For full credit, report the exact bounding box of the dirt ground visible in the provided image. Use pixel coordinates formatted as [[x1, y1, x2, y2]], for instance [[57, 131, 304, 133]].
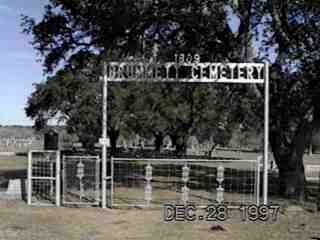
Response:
[[0, 200, 319, 240], [0, 153, 320, 239]]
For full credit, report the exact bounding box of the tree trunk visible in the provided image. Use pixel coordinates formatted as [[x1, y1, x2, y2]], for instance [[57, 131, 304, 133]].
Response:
[[170, 134, 178, 150], [80, 133, 96, 151], [308, 143, 313, 156], [153, 132, 164, 152], [170, 134, 187, 155], [206, 141, 219, 157], [109, 128, 120, 156], [270, 122, 311, 200], [276, 156, 305, 200], [82, 139, 95, 151], [175, 141, 187, 155]]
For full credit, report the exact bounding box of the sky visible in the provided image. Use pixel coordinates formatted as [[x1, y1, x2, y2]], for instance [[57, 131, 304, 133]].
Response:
[[0, 2, 274, 126], [0, 0, 48, 126]]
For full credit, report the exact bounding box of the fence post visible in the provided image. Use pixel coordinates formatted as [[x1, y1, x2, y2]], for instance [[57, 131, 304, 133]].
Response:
[[263, 62, 269, 205], [317, 170, 320, 212], [56, 151, 61, 207], [144, 163, 152, 207], [62, 155, 67, 205], [256, 155, 262, 205], [111, 156, 114, 208], [27, 151, 32, 205], [101, 68, 108, 209], [95, 157, 100, 203]]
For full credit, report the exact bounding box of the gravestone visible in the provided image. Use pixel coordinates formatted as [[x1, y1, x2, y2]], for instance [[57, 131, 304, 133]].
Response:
[[44, 129, 59, 150], [163, 135, 172, 150], [187, 136, 200, 155], [0, 179, 22, 200]]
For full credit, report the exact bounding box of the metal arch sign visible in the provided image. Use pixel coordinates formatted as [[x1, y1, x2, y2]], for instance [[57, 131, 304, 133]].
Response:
[[105, 54, 267, 84], [101, 53, 270, 209]]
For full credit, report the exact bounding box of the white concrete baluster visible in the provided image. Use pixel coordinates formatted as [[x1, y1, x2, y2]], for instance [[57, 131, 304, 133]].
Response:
[[216, 165, 224, 204], [181, 164, 190, 204], [76, 160, 84, 201], [144, 163, 152, 206]]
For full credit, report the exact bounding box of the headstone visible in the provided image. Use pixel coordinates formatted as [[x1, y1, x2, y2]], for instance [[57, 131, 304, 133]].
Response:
[[187, 136, 199, 155], [0, 179, 22, 200], [44, 129, 59, 150], [163, 135, 172, 149]]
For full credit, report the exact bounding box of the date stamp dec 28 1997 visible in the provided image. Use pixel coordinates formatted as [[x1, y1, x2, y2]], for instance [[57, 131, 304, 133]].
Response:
[[162, 204, 280, 222]]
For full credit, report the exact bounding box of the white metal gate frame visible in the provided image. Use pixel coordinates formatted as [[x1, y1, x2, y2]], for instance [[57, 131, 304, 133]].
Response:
[[62, 155, 101, 206], [27, 150, 61, 206], [111, 157, 262, 208], [101, 58, 269, 208], [28, 152, 101, 206]]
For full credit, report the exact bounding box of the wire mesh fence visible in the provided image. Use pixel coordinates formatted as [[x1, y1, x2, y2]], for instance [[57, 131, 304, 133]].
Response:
[[27, 150, 60, 206], [306, 165, 320, 182], [62, 156, 100, 205], [304, 165, 320, 210], [112, 158, 260, 208], [27, 151, 261, 208]]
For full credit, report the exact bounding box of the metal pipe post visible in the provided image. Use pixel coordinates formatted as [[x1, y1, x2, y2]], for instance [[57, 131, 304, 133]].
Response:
[[111, 156, 114, 208], [263, 63, 269, 205], [56, 151, 61, 207], [102, 66, 108, 208], [256, 155, 262, 205], [27, 151, 32, 205]]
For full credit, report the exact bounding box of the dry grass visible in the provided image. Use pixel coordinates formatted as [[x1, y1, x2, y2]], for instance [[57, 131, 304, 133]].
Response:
[[0, 155, 27, 191], [1, 199, 320, 240], [0, 200, 296, 240], [0, 155, 27, 171], [0, 152, 320, 239]]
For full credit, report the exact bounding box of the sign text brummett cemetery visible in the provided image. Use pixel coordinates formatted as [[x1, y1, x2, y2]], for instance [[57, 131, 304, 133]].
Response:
[[105, 54, 265, 83]]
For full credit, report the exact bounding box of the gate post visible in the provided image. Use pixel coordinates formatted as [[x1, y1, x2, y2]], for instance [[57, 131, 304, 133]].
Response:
[[62, 155, 66, 205], [27, 150, 32, 205], [101, 67, 108, 209], [111, 156, 114, 208], [56, 151, 61, 207], [263, 62, 269, 205], [95, 157, 100, 203]]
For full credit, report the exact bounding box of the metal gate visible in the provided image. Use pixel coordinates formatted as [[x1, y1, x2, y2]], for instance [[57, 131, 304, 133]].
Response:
[[62, 156, 101, 205], [111, 157, 262, 208], [27, 150, 61, 206], [28, 152, 260, 208]]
